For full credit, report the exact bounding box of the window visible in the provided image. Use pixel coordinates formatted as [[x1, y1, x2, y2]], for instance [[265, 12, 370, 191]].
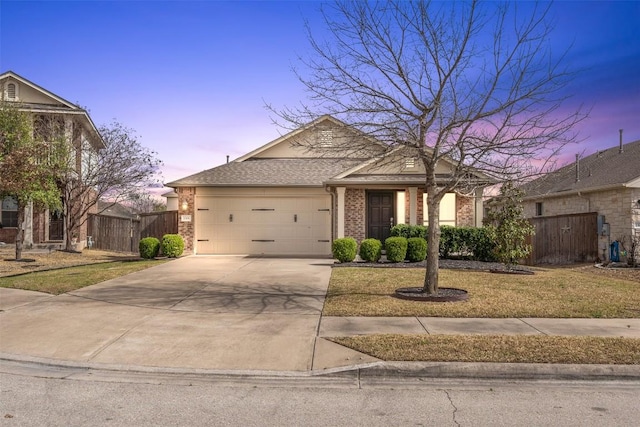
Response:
[[423, 192, 456, 226], [318, 129, 333, 147], [535, 202, 543, 216], [6, 83, 17, 100], [1, 197, 19, 228]]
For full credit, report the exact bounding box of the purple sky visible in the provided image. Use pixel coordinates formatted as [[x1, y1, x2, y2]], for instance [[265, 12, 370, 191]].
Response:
[[1, 1, 639, 194]]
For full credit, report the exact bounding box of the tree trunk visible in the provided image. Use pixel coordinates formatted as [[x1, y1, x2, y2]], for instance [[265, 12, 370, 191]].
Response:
[[423, 187, 441, 294], [14, 202, 25, 261]]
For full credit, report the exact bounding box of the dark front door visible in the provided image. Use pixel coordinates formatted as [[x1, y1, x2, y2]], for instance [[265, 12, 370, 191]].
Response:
[[49, 210, 64, 241], [367, 191, 395, 242]]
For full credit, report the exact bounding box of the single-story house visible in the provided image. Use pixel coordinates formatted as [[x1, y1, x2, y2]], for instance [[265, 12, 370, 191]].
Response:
[[166, 115, 492, 256], [519, 138, 640, 261], [0, 71, 104, 248]]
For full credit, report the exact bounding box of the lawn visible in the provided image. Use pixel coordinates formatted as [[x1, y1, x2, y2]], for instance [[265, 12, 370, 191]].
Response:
[[324, 267, 640, 318], [0, 260, 167, 295], [332, 335, 640, 364]]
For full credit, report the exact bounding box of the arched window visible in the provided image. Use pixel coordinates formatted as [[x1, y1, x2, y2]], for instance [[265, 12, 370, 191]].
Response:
[[5, 82, 18, 100]]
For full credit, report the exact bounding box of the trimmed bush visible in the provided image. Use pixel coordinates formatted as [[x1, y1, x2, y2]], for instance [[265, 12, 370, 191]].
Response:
[[390, 224, 427, 239], [359, 238, 382, 262], [139, 237, 160, 259], [161, 234, 185, 258], [385, 236, 408, 263], [406, 237, 427, 262], [332, 237, 357, 263], [469, 227, 498, 262]]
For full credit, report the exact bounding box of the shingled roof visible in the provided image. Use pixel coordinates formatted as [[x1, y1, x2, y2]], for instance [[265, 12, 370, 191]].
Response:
[[521, 139, 640, 198], [165, 158, 365, 187]]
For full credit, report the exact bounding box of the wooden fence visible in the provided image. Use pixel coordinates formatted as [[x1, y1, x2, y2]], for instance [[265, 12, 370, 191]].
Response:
[[524, 212, 598, 265], [87, 210, 178, 253]]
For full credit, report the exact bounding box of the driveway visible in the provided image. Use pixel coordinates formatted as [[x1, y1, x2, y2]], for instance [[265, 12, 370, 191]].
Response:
[[0, 256, 333, 371]]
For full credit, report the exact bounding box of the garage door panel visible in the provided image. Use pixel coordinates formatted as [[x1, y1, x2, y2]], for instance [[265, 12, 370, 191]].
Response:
[[195, 195, 331, 255]]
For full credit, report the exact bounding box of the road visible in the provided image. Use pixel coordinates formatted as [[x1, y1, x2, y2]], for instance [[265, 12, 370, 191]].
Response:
[[1, 367, 638, 426]]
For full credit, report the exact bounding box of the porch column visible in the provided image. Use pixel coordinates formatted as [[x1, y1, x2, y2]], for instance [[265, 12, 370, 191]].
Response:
[[336, 187, 346, 238], [409, 187, 418, 225], [475, 187, 484, 227], [24, 201, 33, 247]]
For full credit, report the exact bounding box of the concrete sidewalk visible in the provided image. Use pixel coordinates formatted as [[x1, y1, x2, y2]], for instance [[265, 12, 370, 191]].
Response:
[[1, 256, 639, 379]]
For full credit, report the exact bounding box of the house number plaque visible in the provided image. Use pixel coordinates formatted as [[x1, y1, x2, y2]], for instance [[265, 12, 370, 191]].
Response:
[[180, 215, 192, 222]]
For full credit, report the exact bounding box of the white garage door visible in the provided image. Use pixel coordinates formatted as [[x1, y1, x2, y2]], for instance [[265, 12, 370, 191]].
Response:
[[194, 196, 331, 255]]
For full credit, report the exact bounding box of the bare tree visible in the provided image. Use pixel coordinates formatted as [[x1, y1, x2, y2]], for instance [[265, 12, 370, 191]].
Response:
[[61, 120, 162, 251], [272, 0, 586, 294]]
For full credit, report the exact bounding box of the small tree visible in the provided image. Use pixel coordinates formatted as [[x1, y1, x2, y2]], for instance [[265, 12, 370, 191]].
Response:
[[485, 182, 535, 270], [60, 120, 162, 251], [0, 102, 67, 260]]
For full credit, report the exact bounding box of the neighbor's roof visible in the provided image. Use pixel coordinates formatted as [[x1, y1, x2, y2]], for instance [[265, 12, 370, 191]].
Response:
[[165, 158, 365, 187], [521, 139, 640, 198]]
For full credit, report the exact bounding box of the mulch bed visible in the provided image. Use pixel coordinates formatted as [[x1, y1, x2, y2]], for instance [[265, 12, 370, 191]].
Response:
[[333, 258, 533, 273]]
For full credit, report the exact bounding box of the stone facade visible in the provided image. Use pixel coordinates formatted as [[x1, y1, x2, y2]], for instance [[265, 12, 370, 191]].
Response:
[[177, 187, 196, 254], [523, 187, 640, 259], [344, 188, 366, 242]]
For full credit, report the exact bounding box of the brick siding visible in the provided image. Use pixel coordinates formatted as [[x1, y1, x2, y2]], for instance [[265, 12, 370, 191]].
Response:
[[344, 188, 366, 242], [177, 187, 195, 253]]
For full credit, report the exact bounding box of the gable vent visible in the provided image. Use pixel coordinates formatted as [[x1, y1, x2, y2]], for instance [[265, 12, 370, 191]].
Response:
[[6, 82, 17, 100], [405, 158, 416, 168], [319, 129, 333, 147]]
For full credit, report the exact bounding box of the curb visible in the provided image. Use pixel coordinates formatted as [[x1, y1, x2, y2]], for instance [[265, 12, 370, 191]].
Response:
[[2, 353, 639, 385]]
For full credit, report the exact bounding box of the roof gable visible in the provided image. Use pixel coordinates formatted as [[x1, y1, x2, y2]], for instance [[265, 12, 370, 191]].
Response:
[[235, 115, 386, 161], [1, 71, 78, 108], [521, 139, 640, 198]]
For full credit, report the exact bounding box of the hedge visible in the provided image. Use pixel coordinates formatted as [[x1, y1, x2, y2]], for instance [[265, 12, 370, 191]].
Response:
[[161, 234, 185, 258], [406, 237, 427, 262]]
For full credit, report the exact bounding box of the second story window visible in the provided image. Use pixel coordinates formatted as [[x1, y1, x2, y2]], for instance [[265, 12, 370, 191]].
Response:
[[6, 83, 17, 100]]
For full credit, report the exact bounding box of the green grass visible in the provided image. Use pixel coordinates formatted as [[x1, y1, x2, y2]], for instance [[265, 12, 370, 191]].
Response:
[[332, 335, 640, 364], [324, 267, 640, 318], [0, 260, 168, 295]]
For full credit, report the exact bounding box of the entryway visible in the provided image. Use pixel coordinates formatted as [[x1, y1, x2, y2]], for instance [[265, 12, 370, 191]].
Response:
[[367, 191, 395, 242]]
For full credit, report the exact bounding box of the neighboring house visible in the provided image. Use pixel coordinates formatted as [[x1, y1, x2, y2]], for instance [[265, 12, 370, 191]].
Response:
[[96, 200, 137, 219], [0, 71, 104, 248], [166, 115, 492, 256], [162, 191, 179, 211], [519, 138, 640, 261]]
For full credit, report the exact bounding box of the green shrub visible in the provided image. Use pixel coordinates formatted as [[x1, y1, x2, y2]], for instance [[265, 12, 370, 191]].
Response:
[[469, 227, 498, 262], [332, 237, 357, 263], [161, 234, 185, 258], [406, 237, 427, 262], [359, 238, 382, 262], [385, 236, 408, 263], [139, 237, 160, 259], [391, 224, 427, 239], [439, 225, 458, 258]]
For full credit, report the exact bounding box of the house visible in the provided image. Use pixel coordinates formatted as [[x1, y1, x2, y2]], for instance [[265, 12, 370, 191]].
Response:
[[519, 138, 640, 262], [166, 115, 492, 256], [0, 71, 104, 248], [96, 200, 137, 219]]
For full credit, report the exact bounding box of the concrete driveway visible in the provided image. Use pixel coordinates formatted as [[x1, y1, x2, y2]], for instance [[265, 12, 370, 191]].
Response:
[[0, 256, 334, 371]]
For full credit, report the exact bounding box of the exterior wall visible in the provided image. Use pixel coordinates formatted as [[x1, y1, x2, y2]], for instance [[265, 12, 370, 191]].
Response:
[[523, 187, 638, 260], [0, 228, 17, 243], [177, 187, 196, 254], [417, 188, 425, 225], [344, 188, 366, 242], [456, 194, 475, 226]]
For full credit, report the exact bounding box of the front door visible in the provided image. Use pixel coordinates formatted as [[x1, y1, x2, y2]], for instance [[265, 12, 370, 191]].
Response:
[[367, 191, 395, 242]]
